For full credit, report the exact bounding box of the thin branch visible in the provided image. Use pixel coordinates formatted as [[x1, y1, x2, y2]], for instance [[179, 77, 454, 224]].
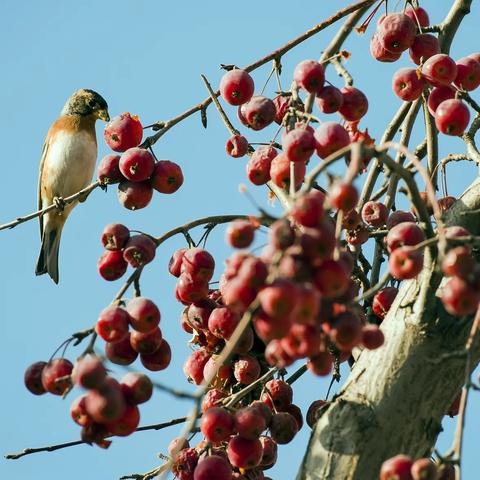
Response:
[[140, 0, 377, 150], [4, 417, 188, 460], [0, 181, 101, 231]]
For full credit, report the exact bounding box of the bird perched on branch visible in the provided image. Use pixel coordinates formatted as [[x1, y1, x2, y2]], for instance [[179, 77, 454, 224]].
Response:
[[36, 89, 109, 283]]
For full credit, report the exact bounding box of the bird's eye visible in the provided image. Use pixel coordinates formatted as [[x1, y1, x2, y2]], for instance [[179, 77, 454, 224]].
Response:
[[87, 98, 97, 109]]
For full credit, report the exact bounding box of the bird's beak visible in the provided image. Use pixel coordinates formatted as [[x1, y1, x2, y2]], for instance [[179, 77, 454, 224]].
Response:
[[97, 109, 110, 122]]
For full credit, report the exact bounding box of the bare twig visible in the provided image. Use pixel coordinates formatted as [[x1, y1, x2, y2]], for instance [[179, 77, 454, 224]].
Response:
[[0, 181, 101, 231]]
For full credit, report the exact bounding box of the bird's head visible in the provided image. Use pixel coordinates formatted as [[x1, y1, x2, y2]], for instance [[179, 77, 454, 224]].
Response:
[[62, 89, 110, 122]]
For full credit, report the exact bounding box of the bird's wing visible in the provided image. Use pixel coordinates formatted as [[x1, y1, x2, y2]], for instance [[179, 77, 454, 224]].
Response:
[[37, 138, 50, 240]]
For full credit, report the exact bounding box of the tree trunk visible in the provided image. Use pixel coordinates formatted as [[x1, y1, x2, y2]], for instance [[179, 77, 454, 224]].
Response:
[[298, 179, 480, 479]]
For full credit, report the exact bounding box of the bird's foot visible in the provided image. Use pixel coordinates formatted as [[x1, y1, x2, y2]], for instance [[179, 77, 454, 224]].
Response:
[[53, 196, 66, 211]]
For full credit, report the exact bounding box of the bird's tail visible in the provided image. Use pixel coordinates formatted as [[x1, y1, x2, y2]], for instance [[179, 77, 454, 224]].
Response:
[[36, 223, 62, 284]]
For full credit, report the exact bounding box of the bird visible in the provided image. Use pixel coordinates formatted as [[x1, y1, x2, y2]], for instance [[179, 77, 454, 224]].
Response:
[[36, 89, 110, 284]]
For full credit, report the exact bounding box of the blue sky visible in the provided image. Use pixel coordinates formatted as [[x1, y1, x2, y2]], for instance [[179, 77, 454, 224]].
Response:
[[1, 1, 480, 479]]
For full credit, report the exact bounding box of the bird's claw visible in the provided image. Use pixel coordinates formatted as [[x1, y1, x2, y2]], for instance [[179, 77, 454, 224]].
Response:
[[53, 196, 66, 211]]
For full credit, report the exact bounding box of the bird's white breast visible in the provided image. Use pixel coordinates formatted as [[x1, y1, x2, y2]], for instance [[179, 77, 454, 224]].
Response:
[[44, 130, 97, 199]]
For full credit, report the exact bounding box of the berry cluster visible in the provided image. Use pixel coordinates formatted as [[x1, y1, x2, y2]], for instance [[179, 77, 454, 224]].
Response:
[[97, 223, 157, 281], [218, 62, 371, 186], [370, 7, 479, 136], [96, 297, 171, 371], [441, 230, 480, 316], [170, 379, 301, 479], [380, 453, 455, 480], [99, 113, 184, 209], [69, 357, 152, 446]]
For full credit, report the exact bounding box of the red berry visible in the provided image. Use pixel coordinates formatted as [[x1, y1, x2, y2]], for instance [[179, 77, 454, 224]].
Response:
[[97, 154, 122, 184], [130, 327, 163, 354], [409, 34, 440, 65], [361, 324, 385, 350], [96, 306, 130, 343], [85, 377, 126, 423], [392, 68, 426, 102], [282, 127, 316, 163], [169, 248, 187, 277], [329, 311, 362, 351], [258, 279, 298, 319], [176, 274, 209, 304], [127, 297, 161, 333], [362, 201, 388, 227], [386, 210, 416, 229], [202, 388, 227, 412], [435, 99, 470, 136], [293, 60, 325, 93], [105, 333, 138, 365], [273, 94, 291, 124], [300, 221, 336, 261], [97, 250, 128, 281], [373, 287, 399, 320], [246, 146, 277, 185], [140, 339, 172, 371], [442, 246, 474, 279], [117, 179, 153, 210], [314, 122, 350, 159], [422, 54, 458, 87], [269, 154, 306, 190], [226, 134, 249, 158], [411, 458, 438, 480], [370, 33, 402, 62], [386, 222, 425, 252], [454, 56, 480, 91], [377, 13, 416, 53], [259, 436, 278, 467], [70, 394, 92, 427], [307, 352, 334, 376], [235, 406, 267, 439], [187, 300, 215, 331], [380, 454, 414, 480], [241, 96, 276, 130], [151, 160, 184, 194], [315, 85, 344, 113], [104, 113, 143, 152], [172, 447, 198, 480], [338, 87, 369, 121], [441, 276, 480, 316], [181, 248, 215, 282], [389, 247, 424, 280], [107, 404, 140, 437], [328, 182, 358, 212], [41, 358, 73, 395], [168, 437, 190, 457], [427, 86, 456, 116], [123, 234, 156, 268], [184, 349, 211, 385], [24, 361, 47, 395], [220, 69, 254, 106], [101, 223, 130, 251], [72, 354, 106, 389], [269, 412, 298, 444], [233, 354, 261, 385], [290, 190, 325, 228], [262, 379, 293, 410], [193, 455, 232, 480], [119, 147, 155, 182], [306, 399, 326, 428], [208, 306, 240, 340], [226, 220, 255, 248], [227, 436, 263, 469], [405, 6, 430, 27], [121, 372, 153, 405], [200, 406, 235, 442]]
